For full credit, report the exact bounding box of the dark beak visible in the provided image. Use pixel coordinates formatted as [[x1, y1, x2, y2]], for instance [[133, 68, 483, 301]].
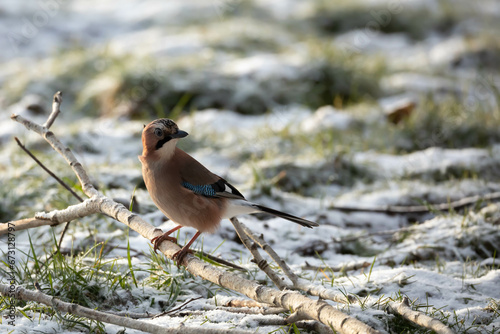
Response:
[[171, 130, 188, 139]]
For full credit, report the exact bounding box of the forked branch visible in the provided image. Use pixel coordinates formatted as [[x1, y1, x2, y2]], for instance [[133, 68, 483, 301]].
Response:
[[7, 92, 380, 334], [0, 284, 253, 334]]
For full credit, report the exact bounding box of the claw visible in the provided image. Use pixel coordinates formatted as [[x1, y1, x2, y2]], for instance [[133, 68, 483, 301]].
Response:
[[150, 225, 184, 253], [151, 229, 202, 267], [171, 231, 202, 267], [151, 234, 178, 253], [172, 247, 194, 267]]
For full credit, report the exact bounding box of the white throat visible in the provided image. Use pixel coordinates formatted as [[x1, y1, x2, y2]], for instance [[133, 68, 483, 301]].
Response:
[[157, 139, 178, 161]]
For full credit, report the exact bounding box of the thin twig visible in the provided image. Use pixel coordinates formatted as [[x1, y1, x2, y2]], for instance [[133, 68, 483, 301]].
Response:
[[330, 191, 500, 214], [14, 136, 83, 250], [43, 91, 62, 129], [329, 227, 416, 243], [176, 306, 286, 316], [104, 310, 156, 319], [387, 297, 454, 334], [224, 299, 274, 308], [14, 137, 83, 203], [239, 222, 299, 285], [11, 113, 98, 197], [0, 218, 60, 235], [230, 217, 289, 290], [295, 320, 335, 334], [153, 297, 203, 318], [15, 93, 87, 249], [175, 310, 333, 334], [193, 249, 246, 271], [286, 311, 310, 323], [237, 220, 353, 304], [10, 95, 381, 334], [0, 284, 253, 334], [56, 224, 71, 250], [171, 310, 334, 334], [302, 261, 371, 273]]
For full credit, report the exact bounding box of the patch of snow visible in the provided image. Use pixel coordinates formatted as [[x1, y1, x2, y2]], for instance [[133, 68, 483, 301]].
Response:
[[219, 53, 303, 80], [301, 105, 355, 133], [380, 72, 459, 94], [378, 93, 418, 115], [353, 146, 500, 178]]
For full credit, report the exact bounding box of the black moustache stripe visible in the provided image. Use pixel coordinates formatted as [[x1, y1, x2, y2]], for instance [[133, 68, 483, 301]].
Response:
[[155, 136, 171, 150]]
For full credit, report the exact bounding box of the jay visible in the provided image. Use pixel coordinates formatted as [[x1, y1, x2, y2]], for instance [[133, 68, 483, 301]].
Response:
[[139, 118, 319, 264]]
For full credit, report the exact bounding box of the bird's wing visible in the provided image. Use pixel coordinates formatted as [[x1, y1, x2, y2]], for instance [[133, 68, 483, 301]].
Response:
[[182, 178, 245, 199], [177, 148, 245, 200]]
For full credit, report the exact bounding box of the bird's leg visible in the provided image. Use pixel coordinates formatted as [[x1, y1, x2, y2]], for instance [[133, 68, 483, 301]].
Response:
[[172, 231, 202, 267], [151, 225, 183, 253]]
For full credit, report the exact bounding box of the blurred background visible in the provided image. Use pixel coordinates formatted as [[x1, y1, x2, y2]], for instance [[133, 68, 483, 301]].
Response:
[[1, 1, 500, 332], [2, 0, 500, 222]]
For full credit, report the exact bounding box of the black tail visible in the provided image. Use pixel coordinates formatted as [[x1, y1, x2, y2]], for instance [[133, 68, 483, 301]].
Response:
[[254, 204, 319, 228]]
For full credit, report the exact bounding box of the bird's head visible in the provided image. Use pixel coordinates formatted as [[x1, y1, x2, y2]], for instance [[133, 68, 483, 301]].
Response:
[[140, 118, 188, 160]]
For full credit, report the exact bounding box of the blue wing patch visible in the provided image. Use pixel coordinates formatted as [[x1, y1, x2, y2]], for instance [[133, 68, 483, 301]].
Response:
[[182, 179, 245, 199], [182, 182, 217, 197]]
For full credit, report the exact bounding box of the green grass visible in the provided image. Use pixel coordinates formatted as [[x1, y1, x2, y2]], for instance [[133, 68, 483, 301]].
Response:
[[2, 1, 500, 332], [310, 0, 488, 40], [311, 5, 457, 40], [245, 87, 500, 197], [0, 232, 185, 332], [398, 94, 500, 151], [268, 94, 500, 157], [3, 27, 385, 118], [0, 148, 82, 222], [0, 229, 245, 330]]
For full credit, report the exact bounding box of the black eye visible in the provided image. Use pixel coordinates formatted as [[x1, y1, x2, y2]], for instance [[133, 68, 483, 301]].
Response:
[[154, 128, 163, 137]]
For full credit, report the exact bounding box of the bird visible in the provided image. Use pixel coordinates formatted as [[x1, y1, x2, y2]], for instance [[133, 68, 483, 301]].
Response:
[[139, 118, 319, 265]]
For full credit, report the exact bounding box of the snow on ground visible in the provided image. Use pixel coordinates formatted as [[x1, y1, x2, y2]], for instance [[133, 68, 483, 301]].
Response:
[[1, 0, 499, 333], [2, 105, 499, 333], [353, 146, 500, 179]]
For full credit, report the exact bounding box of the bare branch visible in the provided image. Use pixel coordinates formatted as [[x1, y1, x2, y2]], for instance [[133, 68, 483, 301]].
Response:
[[13, 135, 83, 249], [14, 137, 84, 202], [216, 306, 285, 315], [330, 191, 500, 214], [43, 91, 62, 129], [10, 98, 381, 334], [239, 222, 299, 285], [230, 217, 289, 290], [174, 310, 333, 333], [34, 198, 100, 223], [175, 307, 286, 317], [0, 218, 60, 235], [295, 320, 336, 334], [104, 310, 156, 319], [11, 113, 98, 197], [237, 219, 354, 304], [153, 297, 203, 319], [0, 284, 254, 334], [224, 299, 274, 308], [387, 297, 454, 334], [286, 311, 310, 323], [302, 261, 371, 273], [193, 249, 246, 271]]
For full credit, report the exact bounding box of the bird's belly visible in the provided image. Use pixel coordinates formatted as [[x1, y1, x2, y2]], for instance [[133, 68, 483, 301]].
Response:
[[150, 186, 225, 233], [142, 163, 225, 233]]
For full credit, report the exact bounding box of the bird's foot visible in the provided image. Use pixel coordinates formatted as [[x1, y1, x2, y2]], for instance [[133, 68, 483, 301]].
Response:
[[151, 234, 178, 253], [172, 247, 194, 267]]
